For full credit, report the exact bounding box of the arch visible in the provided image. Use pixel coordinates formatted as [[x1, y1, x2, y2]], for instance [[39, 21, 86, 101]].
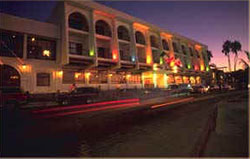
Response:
[[150, 35, 159, 48], [135, 31, 145, 45], [0, 64, 21, 88], [68, 12, 89, 31], [162, 39, 169, 51], [117, 25, 130, 41], [95, 20, 112, 37]]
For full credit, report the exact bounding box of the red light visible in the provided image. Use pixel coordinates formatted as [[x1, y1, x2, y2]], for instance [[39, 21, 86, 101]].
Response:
[[42, 102, 140, 118], [32, 98, 140, 114]]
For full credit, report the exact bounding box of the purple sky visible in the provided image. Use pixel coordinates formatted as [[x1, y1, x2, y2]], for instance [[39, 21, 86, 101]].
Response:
[[0, 1, 248, 70]]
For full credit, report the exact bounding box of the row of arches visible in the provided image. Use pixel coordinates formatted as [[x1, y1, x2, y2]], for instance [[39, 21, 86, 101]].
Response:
[[68, 12, 170, 50]]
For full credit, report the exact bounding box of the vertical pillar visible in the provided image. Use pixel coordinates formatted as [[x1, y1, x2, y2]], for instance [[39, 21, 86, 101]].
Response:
[[111, 19, 120, 64], [145, 30, 152, 65], [129, 23, 138, 67], [23, 34, 27, 60], [61, 4, 69, 65], [90, 10, 98, 66]]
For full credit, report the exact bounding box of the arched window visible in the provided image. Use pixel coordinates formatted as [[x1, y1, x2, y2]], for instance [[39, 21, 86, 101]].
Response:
[[189, 47, 194, 56], [68, 12, 89, 31], [181, 45, 187, 55], [150, 35, 159, 48], [135, 31, 145, 45], [162, 39, 169, 51], [95, 20, 112, 37], [117, 26, 130, 41]]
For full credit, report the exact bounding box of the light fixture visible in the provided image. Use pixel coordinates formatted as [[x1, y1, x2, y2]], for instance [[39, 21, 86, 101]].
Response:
[[43, 50, 51, 57]]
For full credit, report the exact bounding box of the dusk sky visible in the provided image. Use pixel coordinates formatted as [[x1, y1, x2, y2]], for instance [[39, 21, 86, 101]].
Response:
[[0, 1, 249, 71]]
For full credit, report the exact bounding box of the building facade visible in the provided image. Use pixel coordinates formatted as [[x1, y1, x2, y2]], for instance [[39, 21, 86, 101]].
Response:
[[0, 1, 211, 93]]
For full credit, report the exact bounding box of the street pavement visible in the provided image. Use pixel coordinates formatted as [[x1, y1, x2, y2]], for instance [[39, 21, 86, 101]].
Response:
[[1, 90, 248, 157]]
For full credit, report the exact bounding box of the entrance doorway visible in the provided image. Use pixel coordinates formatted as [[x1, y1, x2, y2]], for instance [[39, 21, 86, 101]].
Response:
[[0, 65, 20, 88]]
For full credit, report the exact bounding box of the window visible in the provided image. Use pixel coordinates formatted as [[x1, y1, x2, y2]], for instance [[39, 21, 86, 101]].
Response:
[[162, 39, 169, 51], [119, 42, 131, 61], [95, 20, 111, 37], [137, 47, 146, 63], [152, 49, 160, 63], [37, 73, 50, 86], [27, 36, 56, 60], [96, 38, 111, 59], [189, 47, 193, 56], [89, 71, 108, 84], [62, 70, 85, 84], [128, 74, 141, 84], [69, 42, 82, 55], [68, 12, 89, 32], [135, 31, 145, 45], [118, 26, 130, 41], [0, 29, 23, 58], [150, 35, 159, 48], [195, 50, 200, 58], [111, 73, 126, 84], [181, 45, 187, 55], [173, 42, 179, 53]]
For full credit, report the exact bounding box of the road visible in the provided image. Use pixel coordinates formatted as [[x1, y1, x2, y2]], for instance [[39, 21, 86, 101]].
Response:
[[0, 90, 248, 157]]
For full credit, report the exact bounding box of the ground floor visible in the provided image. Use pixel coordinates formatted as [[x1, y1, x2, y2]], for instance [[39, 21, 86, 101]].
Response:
[[0, 58, 209, 93]]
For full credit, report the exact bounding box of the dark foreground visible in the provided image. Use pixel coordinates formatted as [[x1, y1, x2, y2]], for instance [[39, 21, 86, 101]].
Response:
[[1, 91, 248, 157]]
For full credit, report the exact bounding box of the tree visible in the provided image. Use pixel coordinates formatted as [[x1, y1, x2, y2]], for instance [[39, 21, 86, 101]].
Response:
[[231, 40, 242, 71], [222, 40, 232, 72], [207, 50, 213, 63], [239, 50, 250, 69]]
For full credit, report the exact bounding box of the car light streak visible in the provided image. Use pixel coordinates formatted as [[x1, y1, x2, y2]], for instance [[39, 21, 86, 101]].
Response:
[[42, 102, 140, 118], [32, 98, 139, 114], [151, 97, 194, 109]]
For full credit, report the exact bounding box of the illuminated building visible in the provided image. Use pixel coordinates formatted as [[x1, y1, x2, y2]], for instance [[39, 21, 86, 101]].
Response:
[[0, 1, 210, 93]]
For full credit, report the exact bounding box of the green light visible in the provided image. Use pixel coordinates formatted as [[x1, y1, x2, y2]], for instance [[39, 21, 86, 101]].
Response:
[[206, 66, 210, 71], [89, 49, 95, 56], [187, 64, 191, 69], [160, 57, 163, 64]]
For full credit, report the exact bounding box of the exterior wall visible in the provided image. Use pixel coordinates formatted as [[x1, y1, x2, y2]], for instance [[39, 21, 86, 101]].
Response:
[[0, 1, 211, 94]]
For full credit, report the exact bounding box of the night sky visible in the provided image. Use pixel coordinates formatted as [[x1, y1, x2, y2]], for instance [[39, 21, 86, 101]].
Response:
[[0, 1, 248, 70]]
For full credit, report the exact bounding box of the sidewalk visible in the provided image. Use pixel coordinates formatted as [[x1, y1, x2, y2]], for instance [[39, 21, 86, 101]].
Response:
[[202, 92, 248, 157]]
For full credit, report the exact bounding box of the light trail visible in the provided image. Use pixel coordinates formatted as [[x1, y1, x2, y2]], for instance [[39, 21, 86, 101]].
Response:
[[32, 98, 139, 114], [42, 102, 140, 118], [151, 97, 194, 109]]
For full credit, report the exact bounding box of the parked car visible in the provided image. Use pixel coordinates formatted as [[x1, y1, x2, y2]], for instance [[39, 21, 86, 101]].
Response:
[[0, 87, 28, 108], [167, 84, 192, 95], [56, 87, 100, 105], [191, 85, 209, 94]]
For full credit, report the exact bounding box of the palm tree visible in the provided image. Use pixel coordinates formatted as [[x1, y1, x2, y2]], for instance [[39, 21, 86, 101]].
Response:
[[222, 40, 232, 72], [239, 50, 250, 69], [207, 50, 213, 63], [231, 40, 242, 71]]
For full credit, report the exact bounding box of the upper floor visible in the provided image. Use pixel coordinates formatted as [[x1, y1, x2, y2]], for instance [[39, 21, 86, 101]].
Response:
[[0, 1, 210, 73]]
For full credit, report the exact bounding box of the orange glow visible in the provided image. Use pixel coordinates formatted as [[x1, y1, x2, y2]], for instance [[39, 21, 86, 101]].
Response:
[[200, 64, 205, 71], [112, 50, 118, 60], [22, 64, 27, 70], [74, 72, 82, 79], [56, 70, 63, 78], [160, 32, 173, 39], [133, 22, 149, 31], [85, 72, 91, 78], [146, 55, 152, 64], [195, 44, 202, 50], [195, 65, 199, 71], [170, 61, 175, 67], [126, 74, 131, 79], [108, 73, 112, 77], [151, 97, 194, 109], [94, 10, 115, 18]]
